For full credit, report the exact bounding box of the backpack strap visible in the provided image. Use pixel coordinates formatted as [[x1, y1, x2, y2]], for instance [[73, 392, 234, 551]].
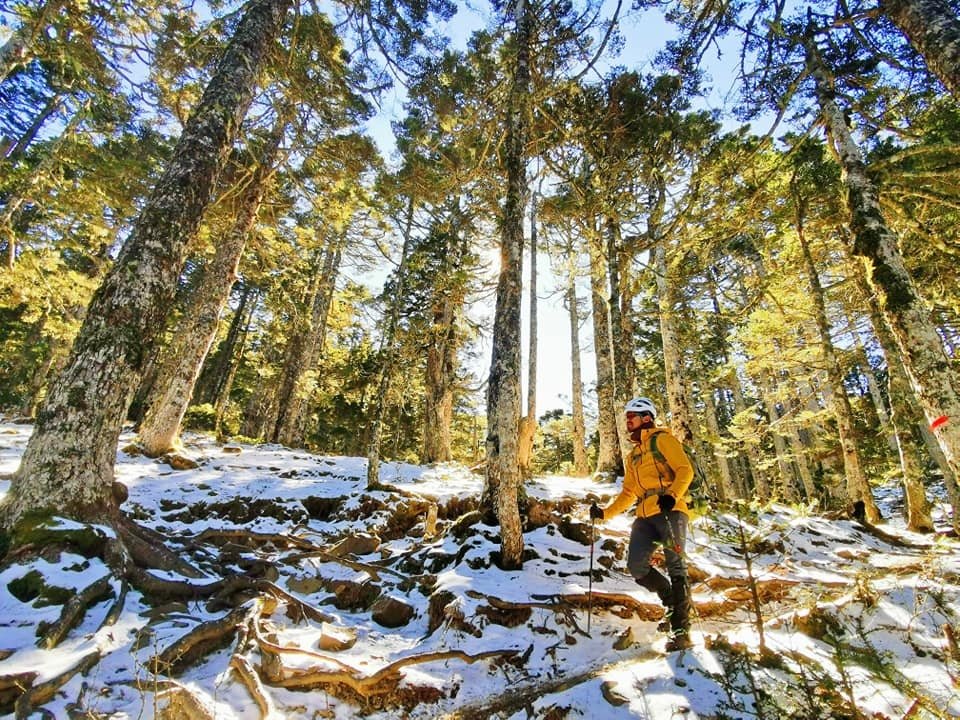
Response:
[[649, 430, 667, 463], [648, 430, 674, 483]]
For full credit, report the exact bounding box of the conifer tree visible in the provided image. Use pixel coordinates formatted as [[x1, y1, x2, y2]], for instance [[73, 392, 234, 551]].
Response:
[[2, 0, 295, 529]]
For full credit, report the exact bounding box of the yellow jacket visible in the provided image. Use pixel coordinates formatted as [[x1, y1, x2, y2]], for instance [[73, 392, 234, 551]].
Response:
[[601, 427, 694, 520]]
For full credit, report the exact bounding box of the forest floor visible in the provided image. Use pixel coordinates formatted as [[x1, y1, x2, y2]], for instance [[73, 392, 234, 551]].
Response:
[[1, 419, 959, 719]]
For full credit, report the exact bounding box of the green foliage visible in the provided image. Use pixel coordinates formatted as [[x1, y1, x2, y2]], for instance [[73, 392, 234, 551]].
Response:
[[183, 403, 218, 431], [532, 409, 588, 475], [7, 569, 73, 607], [9, 512, 108, 558]]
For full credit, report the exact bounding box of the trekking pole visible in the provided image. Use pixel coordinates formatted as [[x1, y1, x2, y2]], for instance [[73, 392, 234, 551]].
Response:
[[587, 516, 595, 633], [662, 509, 682, 556]]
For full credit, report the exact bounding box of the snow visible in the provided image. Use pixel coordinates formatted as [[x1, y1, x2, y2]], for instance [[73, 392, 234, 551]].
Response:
[[1, 419, 959, 719]]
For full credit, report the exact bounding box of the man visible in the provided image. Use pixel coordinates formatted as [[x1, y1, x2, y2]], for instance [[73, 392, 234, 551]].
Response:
[[590, 397, 694, 650]]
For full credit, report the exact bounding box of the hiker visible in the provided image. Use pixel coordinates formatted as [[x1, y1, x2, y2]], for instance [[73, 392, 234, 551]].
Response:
[[589, 397, 694, 650]]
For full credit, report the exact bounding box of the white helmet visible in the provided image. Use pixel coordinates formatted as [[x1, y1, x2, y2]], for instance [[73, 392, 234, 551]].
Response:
[[624, 397, 656, 418]]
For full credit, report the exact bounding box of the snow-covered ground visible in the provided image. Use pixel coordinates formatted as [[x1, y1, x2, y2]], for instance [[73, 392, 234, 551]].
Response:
[[1, 420, 958, 719]]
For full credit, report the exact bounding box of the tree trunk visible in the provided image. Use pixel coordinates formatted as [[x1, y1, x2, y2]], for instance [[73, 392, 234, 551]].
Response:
[[275, 244, 341, 447], [368, 198, 416, 488], [759, 369, 800, 501], [854, 271, 936, 531], [422, 304, 456, 463], [589, 228, 620, 479], [807, 35, 960, 495], [138, 119, 286, 457], [784, 393, 818, 502], [654, 243, 696, 444], [795, 199, 880, 520], [702, 385, 736, 501], [879, 0, 960, 98], [213, 287, 257, 434], [518, 190, 538, 479], [566, 274, 589, 476], [484, 0, 530, 570], [2, 0, 292, 529], [607, 216, 637, 464], [199, 283, 254, 406]]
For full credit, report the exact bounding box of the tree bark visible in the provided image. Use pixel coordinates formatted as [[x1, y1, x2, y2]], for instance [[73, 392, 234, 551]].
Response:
[[139, 118, 286, 456], [2, 0, 292, 529], [484, 0, 530, 570], [212, 286, 257, 434], [607, 216, 636, 464], [702, 384, 736, 501], [367, 198, 415, 488], [853, 271, 936, 531], [566, 273, 590, 476], [422, 302, 457, 463], [795, 200, 880, 520], [654, 242, 697, 445], [589, 228, 620, 479], [759, 368, 800, 501], [807, 34, 960, 496], [274, 244, 341, 448], [879, 0, 960, 98], [518, 190, 539, 479]]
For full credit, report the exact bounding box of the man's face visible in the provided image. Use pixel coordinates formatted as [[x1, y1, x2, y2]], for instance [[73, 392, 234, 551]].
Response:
[[626, 411, 654, 430]]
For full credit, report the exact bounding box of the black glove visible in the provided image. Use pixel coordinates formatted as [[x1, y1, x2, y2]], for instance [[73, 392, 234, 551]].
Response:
[[657, 494, 676, 512], [589, 502, 604, 520]]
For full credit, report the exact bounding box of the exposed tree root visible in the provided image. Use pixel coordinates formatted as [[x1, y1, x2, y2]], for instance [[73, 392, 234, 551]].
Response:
[[194, 527, 408, 581], [519, 590, 665, 622], [265, 646, 518, 698], [13, 650, 100, 720], [39, 575, 114, 648], [115, 514, 208, 578], [0, 672, 37, 715], [435, 645, 664, 720], [229, 654, 273, 719], [150, 679, 217, 720], [98, 578, 130, 629], [152, 604, 255, 675]]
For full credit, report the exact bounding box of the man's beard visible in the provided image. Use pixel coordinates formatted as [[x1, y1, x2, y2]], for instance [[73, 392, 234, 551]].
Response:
[[629, 419, 655, 442]]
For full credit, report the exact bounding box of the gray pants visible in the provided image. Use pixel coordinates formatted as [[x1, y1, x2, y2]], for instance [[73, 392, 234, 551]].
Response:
[[627, 511, 688, 579]]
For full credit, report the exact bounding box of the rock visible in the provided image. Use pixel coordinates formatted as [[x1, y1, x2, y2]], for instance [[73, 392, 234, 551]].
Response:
[[287, 576, 326, 595], [221, 446, 242, 454], [164, 452, 199, 470], [112, 481, 129, 505], [371, 595, 415, 628], [558, 515, 592, 545], [331, 580, 381, 611], [424, 503, 438, 537], [317, 623, 357, 651], [613, 627, 634, 650], [329, 532, 380, 557], [600, 680, 629, 706]]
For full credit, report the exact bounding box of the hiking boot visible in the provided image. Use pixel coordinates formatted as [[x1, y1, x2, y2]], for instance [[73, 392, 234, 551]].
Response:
[[636, 569, 672, 606], [665, 632, 693, 651], [665, 575, 692, 650], [637, 570, 674, 632]]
